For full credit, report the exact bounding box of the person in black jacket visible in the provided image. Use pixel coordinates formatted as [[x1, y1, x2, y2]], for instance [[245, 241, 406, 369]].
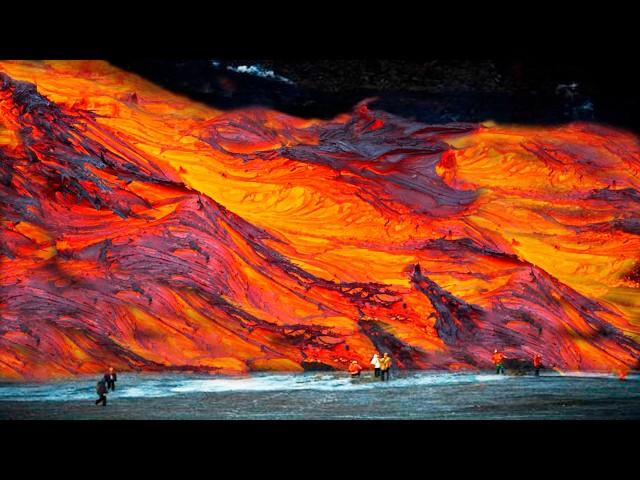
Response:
[[95, 379, 108, 406], [104, 367, 117, 391]]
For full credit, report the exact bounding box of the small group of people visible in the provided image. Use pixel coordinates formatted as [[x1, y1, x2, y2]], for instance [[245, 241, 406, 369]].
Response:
[[348, 349, 541, 379], [347, 352, 393, 381], [492, 349, 543, 376], [95, 367, 117, 406]]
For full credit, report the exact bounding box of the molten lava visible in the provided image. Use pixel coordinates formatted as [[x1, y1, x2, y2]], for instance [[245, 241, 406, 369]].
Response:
[[1, 60, 639, 379]]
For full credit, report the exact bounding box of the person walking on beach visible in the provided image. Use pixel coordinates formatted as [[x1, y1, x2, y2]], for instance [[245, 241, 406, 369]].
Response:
[[370, 352, 381, 378], [104, 367, 117, 391], [492, 349, 506, 375], [533, 353, 542, 376], [380, 353, 392, 381], [95, 378, 108, 406], [348, 360, 363, 378]]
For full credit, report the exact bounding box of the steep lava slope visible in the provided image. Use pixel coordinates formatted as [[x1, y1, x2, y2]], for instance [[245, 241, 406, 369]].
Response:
[[1, 61, 639, 379]]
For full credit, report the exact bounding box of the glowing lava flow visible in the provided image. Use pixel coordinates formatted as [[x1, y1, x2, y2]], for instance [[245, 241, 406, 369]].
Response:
[[1, 60, 639, 380]]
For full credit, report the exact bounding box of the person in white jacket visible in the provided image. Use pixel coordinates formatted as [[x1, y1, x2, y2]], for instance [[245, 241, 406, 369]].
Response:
[[370, 353, 381, 378]]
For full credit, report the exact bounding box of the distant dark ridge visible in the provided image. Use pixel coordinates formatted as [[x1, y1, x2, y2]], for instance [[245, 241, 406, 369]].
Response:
[[110, 60, 640, 134]]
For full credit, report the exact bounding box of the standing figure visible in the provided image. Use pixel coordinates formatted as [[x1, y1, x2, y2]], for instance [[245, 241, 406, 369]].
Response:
[[95, 379, 108, 406], [104, 367, 117, 391], [348, 360, 363, 378], [492, 349, 506, 375], [370, 353, 381, 378], [380, 353, 392, 381], [533, 354, 542, 376]]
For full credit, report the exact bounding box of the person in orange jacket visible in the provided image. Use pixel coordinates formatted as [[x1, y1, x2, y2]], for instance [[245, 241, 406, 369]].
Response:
[[348, 360, 363, 377], [492, 349, 506, 374], [533, 353, 542, 376]]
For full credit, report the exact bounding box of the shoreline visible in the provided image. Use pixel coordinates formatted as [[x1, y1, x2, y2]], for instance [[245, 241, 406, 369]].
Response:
[[1, 368, 637, 385], [1, 371, 638, 420]]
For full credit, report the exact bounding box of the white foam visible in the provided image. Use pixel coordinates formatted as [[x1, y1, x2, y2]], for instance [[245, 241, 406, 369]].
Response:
[[0, 371, 633, 402], [226, 64, 295, 85]]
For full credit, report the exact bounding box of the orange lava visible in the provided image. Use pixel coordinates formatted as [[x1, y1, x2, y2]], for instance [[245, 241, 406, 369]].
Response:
[[1, 60, 639, 380]]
